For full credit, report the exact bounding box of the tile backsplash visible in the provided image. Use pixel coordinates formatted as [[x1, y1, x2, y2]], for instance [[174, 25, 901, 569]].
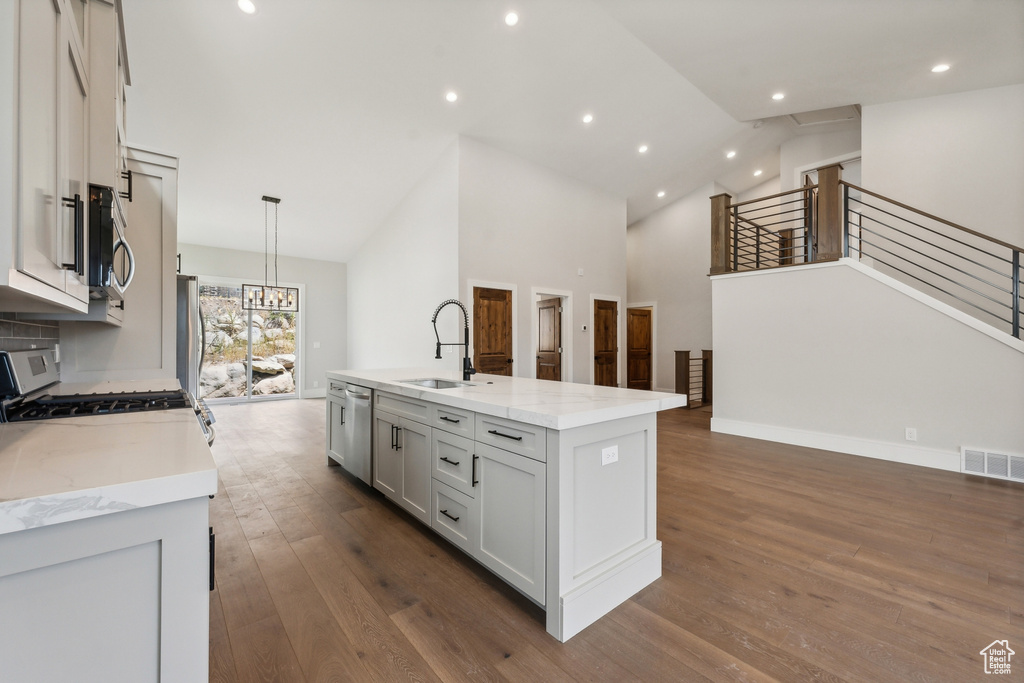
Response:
[[0, 314, 60, 352]]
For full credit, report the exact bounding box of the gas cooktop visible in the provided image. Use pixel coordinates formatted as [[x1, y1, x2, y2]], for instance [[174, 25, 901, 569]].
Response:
[[3, 388, 193, 423]]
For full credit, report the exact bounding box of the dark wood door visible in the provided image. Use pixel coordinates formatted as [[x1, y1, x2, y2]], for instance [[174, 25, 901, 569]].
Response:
[[626, 308, 652, 390], [536, 297, 561, 381], [593, 299, 617, 387], [473, 287, 513, 376]]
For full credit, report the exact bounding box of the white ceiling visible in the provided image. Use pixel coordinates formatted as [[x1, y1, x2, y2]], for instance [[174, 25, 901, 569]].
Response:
[[122, 0, 1024, 264]]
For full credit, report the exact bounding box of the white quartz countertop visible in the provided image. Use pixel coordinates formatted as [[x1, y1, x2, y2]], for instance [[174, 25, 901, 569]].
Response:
[[0, 410, 217, 535], [325, 368, 686, 430]]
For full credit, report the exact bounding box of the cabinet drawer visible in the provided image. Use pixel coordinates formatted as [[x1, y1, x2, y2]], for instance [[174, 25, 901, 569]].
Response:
[[376, 391, 431, 423], [475, 414, 546, 462], [431, 481, 478, 555], [432, 405, 475, 439], [432, 430, 476, 498]]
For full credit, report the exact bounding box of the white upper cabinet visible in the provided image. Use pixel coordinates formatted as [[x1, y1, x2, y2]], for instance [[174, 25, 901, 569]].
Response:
[[0, 0, 123, 313], [89, 0, 130, 197]]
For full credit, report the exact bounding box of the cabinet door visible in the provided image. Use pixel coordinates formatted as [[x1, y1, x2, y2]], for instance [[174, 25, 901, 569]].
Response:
[[326, 393, 345, 466], [59, 17, 89, 303], [373, 412, 400, 499], [18, 0, 63, 291], [431, 480, 478, 555], [475, 443, 546, 604], [398, 418, 431, 525], [431, 429, 476, 497]]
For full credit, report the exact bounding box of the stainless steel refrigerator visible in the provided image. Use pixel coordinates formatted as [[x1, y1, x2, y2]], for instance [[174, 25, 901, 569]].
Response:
[[175, 274, 204, 398]]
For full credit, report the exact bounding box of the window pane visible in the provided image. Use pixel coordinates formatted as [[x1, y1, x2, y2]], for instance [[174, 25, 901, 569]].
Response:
[[198, 282, 298, 400], [199, 284, 248, 400]]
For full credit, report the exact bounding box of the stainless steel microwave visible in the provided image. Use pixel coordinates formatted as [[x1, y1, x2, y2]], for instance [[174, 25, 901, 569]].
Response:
[[88, 184, 135, 300]]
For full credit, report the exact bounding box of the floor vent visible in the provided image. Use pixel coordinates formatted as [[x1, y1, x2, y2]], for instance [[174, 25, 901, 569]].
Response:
[[961, 447, 1024, 483]]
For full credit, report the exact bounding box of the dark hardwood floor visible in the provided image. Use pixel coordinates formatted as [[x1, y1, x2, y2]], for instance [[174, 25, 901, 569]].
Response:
[[207, 399, 1023, 682]]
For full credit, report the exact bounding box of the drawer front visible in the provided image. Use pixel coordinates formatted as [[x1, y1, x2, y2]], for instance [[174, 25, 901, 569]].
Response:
[[431, 481, 478, 555], [431, 430, 476, 498], [376, 391, 431, 423], [475, 414, 547, 462], [433, 405, 475, 439]]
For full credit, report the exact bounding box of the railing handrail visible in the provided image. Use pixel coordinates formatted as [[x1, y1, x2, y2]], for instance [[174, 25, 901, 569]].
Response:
[[735, 214, 784, 239], [730, 185, 817, 210], [842, 181, 1024, 254]]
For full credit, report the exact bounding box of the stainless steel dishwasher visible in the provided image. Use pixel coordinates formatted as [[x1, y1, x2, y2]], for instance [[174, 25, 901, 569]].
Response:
[[326, 381, 373, 485]]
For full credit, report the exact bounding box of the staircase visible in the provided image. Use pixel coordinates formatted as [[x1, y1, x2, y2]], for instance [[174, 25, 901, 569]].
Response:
[[707, 168, 1023, 478]]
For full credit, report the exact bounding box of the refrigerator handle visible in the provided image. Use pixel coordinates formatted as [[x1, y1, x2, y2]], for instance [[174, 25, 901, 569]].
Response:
[[197, 287, 206, 390]]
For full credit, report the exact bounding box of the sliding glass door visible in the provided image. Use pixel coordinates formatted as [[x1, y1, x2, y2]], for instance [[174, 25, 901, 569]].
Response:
[[198, 278, 299, 401]]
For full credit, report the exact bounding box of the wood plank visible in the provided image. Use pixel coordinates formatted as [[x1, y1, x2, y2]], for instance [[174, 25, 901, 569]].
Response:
[[209, 590, 237, 683], [290, 534, 444, 683], [248, 532, 372, 681], [227, 614, 307, 683]]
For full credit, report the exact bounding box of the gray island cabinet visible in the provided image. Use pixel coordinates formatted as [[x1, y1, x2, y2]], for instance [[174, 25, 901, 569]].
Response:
[[325, 368, 686, 641]]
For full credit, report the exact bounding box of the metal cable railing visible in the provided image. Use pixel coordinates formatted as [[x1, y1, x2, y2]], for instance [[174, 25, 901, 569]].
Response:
[[843, 182, 1023, 338], [730, 186, 816, 271]]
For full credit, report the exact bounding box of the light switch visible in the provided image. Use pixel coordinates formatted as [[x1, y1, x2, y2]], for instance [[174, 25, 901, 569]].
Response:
[[601, 445, 618, 466]]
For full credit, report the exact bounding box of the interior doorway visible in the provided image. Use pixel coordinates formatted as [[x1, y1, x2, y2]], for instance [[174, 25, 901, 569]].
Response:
[[472, 286, 514, 376], [593, 298, 618, 387], [626, 306, 652, 390], [536, 297, 562, 381]]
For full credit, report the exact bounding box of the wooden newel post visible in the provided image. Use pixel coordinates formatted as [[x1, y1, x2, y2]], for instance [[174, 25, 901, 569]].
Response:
[[814, 163, 843, 261], [710, 193, 733, 274], [675, 350, 690, 397]]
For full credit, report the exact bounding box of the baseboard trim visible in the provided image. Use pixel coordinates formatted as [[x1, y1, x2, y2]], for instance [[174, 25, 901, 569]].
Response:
[[554, 541, 661, 642], [710, 418, 960, 472]]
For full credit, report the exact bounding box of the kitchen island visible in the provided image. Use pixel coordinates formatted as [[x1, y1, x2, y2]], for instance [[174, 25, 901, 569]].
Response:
[[0, 408, 217, 682], [325, 368, 686, 641]]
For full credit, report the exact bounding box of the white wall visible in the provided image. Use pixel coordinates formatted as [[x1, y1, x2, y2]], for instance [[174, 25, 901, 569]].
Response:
[[457, 138, 627, 384], [735, 175, 780, 204], [862, 84, 1024, 246], [779, 126, 861, 191], [176, 243, 346, 395], [626, 182, 719, 392], [711, 260, 1024, 471], [347, 141, 460, 370]]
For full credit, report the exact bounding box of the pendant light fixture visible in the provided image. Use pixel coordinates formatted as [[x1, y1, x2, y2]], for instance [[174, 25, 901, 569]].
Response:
[[242, 195, 299, 312]]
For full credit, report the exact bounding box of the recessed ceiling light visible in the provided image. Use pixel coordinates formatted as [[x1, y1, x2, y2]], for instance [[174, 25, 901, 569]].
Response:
[[582, 113, 593, 124], [753, 170, 763, 176], [657, 191, 665, 198], [445, 91, 458, 103], [505, 12, 519, 26], [726, 151, 736, 159], [237, 0, 256, 14], [931, 64, 950, 73], [772, 93, 785, 101], [638, 144, 648, 154]]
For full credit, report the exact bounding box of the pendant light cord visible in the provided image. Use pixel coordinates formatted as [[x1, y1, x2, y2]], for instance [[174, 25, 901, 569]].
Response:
[[264, 199, 269, 286], [274, 202, 279, 287]]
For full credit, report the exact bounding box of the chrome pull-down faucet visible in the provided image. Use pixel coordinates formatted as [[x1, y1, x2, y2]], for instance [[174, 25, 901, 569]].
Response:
[[431, 299, 477, 381]]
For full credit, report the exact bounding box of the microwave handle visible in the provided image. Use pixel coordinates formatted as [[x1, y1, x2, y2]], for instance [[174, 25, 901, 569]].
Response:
[[114, 237, 136, 290]]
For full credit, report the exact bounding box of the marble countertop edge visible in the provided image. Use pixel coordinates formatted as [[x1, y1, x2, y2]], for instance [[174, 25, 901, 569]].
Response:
[[0, 466, 217, 535]]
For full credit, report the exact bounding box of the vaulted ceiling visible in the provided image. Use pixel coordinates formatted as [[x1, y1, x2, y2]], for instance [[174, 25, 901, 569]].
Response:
[[122, 0, 1024, 263]]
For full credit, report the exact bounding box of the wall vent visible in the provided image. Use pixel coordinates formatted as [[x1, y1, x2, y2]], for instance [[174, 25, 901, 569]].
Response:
[[961, 447, 1024, 484]]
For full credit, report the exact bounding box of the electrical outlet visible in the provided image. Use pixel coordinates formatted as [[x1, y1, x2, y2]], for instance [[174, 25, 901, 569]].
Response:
[[313, 341, 321, 349], [601, 445, 618, 466], [905, 427, 917, 442], [313, 380, 319, 388]]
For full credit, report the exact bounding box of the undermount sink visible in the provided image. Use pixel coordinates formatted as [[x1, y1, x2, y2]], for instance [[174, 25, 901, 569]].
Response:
[[398, 378, 473, 389]]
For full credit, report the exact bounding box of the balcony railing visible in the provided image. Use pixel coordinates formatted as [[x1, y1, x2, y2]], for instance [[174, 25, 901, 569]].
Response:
[[710, 164, 1024, 338]]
